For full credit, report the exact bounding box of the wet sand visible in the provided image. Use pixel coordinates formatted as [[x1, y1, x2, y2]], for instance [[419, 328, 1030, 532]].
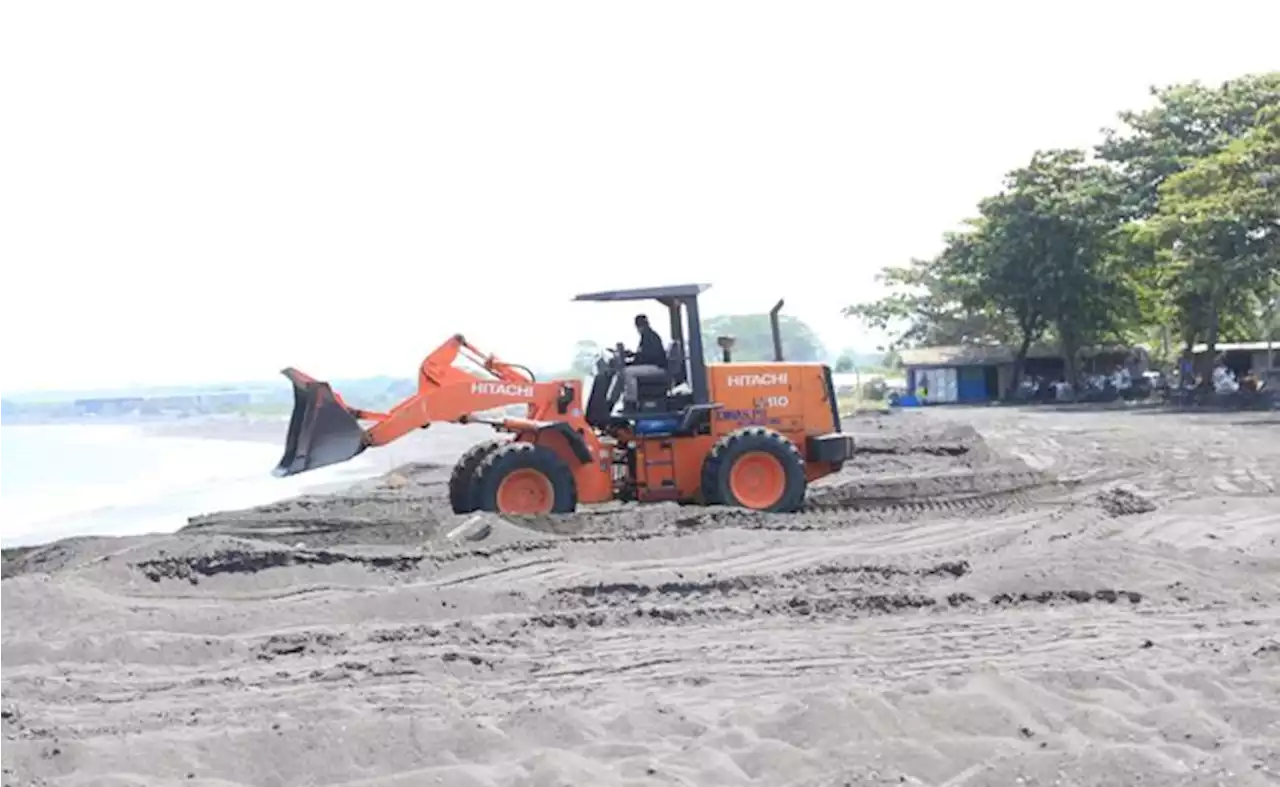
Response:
[[3, 407, 1278, 786]]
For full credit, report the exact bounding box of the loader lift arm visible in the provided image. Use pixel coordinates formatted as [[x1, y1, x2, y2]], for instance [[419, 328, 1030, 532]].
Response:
[[274, 334, 585, 477]]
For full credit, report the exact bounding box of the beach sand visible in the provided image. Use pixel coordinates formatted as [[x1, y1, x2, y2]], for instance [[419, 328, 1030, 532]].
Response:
[[3, 407, 1278, 786]]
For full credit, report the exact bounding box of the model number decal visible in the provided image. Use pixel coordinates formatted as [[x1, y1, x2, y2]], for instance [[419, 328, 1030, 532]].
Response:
[[755, 395, 789, 408]]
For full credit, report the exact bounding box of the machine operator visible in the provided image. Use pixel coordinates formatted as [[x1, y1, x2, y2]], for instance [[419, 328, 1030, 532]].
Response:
[[613, 314, 668, 408], [627, 314, 668, 368]]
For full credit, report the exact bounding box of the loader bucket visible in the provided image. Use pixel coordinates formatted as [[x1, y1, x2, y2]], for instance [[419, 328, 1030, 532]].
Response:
[[273, 368, 367, 477]]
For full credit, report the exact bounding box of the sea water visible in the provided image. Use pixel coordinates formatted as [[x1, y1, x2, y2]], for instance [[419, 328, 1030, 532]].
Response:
[[0, 424, 383, 547]]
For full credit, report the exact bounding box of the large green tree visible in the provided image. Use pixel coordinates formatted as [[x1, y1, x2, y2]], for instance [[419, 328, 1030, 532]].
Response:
[[701, 313, 826, 363], [845, 72, 1278, 397], [842, 237, 1018, 350], [846, 149, 1135, 395], [1099, 72, 1280, 363], [1098, 72, 1280, 219], [986, 149, 1137, 388], [1139, 110, 1280, 380]]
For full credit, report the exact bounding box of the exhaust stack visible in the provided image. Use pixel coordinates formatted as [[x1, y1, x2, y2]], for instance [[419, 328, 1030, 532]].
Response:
[[769, 299, 785, 362]]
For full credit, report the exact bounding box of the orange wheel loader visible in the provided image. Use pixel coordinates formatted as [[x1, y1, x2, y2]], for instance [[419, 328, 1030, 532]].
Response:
[[273, 284, 854, 514]]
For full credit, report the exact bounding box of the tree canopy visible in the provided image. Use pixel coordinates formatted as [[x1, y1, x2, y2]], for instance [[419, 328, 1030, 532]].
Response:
[[844, 71, 1280, 392]]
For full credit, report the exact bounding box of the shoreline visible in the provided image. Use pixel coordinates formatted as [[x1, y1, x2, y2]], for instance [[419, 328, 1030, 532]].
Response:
[[0, 414, 350, 553], [0, 420, 497, 553]]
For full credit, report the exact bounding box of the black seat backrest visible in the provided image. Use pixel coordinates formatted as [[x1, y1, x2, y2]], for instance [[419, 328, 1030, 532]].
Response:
[[667, 341, 687, 386], [584, 370, 615, 428]]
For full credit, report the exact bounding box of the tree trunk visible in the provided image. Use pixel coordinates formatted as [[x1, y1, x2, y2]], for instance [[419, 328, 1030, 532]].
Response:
[[1197, 293, 1220, 391], [1064, 352, 1080, 401], [1061, 339, 1081, 402], [1007, 333, 1034, 399]]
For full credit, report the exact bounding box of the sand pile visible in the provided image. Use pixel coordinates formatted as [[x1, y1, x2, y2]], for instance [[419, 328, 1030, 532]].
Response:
[[4, 409, 1279, 786]]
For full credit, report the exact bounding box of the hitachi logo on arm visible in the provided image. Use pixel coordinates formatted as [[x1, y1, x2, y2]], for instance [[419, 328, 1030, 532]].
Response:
[[725, 373, 789, 387], [471, 382, 535, 398]]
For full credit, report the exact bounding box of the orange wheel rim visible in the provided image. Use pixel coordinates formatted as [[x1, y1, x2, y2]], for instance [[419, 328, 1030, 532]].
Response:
[[495, 468, 554, 514], [728, 451, 786, 509]]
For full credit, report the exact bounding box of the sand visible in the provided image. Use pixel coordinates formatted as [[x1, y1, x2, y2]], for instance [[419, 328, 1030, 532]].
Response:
[[3, 408, 1278, 786]]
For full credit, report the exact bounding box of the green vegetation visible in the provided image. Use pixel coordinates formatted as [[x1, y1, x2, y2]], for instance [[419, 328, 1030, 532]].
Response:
[[845, 72, 1280, 393], [699, 313, 826, 363]]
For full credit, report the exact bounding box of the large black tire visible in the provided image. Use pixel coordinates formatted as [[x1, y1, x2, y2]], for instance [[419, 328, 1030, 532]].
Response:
[[473, 443, 578, 514], [701, 427, 807, 512], [448, 440, 506, 514]]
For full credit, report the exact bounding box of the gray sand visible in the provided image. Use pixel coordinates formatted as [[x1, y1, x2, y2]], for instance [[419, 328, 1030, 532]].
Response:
[[3, 408, 1278, 786]]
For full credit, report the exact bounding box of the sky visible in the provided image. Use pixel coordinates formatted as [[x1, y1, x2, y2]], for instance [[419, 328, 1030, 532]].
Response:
[[2, 1, 1278, 393]]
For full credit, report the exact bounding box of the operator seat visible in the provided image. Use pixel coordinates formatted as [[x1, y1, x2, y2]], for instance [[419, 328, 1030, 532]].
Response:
[[584, 367, 616, 429], [587, 342, 688, 425], [667, 341, 687, 387]]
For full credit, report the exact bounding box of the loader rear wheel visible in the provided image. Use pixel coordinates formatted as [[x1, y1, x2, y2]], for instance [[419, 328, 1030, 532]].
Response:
[[702, 427, 806, 512], [473, 443, 577, 515], [448, 440, 505, 514]]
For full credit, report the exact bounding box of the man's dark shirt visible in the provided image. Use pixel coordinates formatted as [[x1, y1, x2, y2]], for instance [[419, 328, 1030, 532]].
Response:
[[633, 327, 667, 367]]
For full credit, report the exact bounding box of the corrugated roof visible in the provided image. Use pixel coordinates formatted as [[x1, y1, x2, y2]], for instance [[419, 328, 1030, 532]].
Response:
[[900, 343, 1141, 368], [899, 346, 1014, 367], [1191, 341, 1276, 353]]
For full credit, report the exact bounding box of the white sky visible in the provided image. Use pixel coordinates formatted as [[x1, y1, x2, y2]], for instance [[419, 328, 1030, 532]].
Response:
[[2, 1, 1277, 393]]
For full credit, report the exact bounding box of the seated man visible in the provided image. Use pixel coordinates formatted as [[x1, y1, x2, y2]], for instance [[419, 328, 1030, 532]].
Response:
[[627, 314, 668, 368], [612, 314, 668, 408]]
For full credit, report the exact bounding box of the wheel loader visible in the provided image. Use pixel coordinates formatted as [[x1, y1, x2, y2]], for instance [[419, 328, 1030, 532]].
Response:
[[273, 284, 853, 514]]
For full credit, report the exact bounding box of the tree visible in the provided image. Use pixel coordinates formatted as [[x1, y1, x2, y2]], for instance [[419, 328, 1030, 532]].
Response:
[[1140, 110, 1280, 382], [984, 149, 1136, 389], [568, 340, 603, 377], [1097, 73, 1280, 369], [844, 73, 1279, 400], [844, 218, 1048, 395], [845, 149, 1140, 396], [1098, 72, 1280, 219], [701, 313, 826, 363], [841, 243, 1017, 349], [949, 209, 1051, 393], [833, 354, 855, 373]]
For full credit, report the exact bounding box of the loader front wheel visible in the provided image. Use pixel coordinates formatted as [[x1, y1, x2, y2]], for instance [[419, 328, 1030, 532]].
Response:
[[702, 427, 806, 513], [448, 439, 506, 514], [473, 443, 577, 515]]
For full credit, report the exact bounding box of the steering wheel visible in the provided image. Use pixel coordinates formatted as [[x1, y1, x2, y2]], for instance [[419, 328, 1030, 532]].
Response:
[[593, 345, 622, 376]]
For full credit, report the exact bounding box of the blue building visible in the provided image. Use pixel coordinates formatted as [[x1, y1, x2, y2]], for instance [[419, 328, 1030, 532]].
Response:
[[900, 344, 1140, 403]]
